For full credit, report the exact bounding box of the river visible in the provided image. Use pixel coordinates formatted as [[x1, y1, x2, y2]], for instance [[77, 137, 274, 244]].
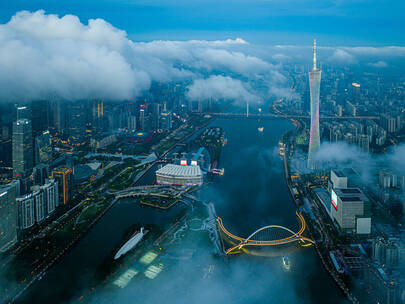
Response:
[[17, 118, 348, 304]]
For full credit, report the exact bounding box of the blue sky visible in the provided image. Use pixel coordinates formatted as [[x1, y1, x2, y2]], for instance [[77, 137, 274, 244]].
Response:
[[0, 0, 404, 45]]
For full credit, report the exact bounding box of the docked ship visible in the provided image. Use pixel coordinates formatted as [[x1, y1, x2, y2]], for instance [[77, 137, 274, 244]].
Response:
[[279, 141, 285, 157], [114, 227, 148, 260], [282, 256, 290, 271]]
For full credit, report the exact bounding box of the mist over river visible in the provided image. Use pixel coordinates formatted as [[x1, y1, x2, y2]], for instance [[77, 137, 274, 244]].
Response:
[[17, 118, 348, 304]]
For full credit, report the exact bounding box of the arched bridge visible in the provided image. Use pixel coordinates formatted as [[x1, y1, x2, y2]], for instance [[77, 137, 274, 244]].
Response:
[[216, 211, 314, 255]]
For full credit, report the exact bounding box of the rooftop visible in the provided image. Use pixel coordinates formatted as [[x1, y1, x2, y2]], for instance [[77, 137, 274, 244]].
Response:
[[339, 188, 361, 194], [156, 164, 202, 177], [340, 196, 362, 202], [332, 170, 346, 178]]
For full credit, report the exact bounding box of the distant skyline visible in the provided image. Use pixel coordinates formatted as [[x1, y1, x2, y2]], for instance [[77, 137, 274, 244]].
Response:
[[0, 0, 404, 46]]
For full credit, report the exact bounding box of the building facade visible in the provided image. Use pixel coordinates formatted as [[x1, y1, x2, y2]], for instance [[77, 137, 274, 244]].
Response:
[[17, 194, 35, 230], [330, 187, 371, 234], [52, 167, 73, 205], [35, 130, 52, 164], [12, 118, 34, 176], [41, 179, 59, 214], [0, 185, 18, 252]]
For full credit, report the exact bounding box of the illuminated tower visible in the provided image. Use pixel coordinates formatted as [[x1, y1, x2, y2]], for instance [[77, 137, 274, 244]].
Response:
[[307, 40, 321, 169]]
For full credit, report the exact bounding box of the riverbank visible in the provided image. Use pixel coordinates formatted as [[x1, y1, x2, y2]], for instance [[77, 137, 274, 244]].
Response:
[[9, 196, 119, 303], [282, 121, 357, 304], [13, 117, 348, 304], [140, 199, 179, 210], [8, 116, 216, 303]]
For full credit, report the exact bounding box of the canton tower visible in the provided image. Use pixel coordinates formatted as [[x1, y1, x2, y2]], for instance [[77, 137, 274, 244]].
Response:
[[307, 39, 321, 169]]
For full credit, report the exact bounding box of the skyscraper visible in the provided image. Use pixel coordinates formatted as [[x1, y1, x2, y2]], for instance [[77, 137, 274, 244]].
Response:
[[0, 184, 18, 252], [16, 106, 30, 120], [12, 119, 34, 176], [52, 167, 73, 205], [35, 130, 52, 164], [307, 40, 321, 169], [67, 103, 87, 144], [139, 107, 145, 131]]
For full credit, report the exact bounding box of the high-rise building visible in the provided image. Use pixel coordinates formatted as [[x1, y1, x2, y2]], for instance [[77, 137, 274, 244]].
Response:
[[307, 40, 321, 169], [346, 101, 357, 116], [67, 103, 87, 144], [127, 115, 137, 132], [17, 194, 35, 230], [32, 187, 46, 223], [381, 113, 397, 134], [328, 170, 348, 191], [330, 187, 371, 234], [159, 111, 172, 130], [358, 134, 370, 152], [12, 119, 34, 176], [16, 106, 30, 120], [151, 103, 160, 130], [139, 107, 145, 131], [351, 83, 361, 101], [344, 133, 355, 145], [50, 99, 66, 132], [35, 130, 52, 164], [92, 100, 103, 121], [31, 100, 49, 136], [33, 163, 49, 185], [52, 167, 73, 205], [41, 179, 58, 214], [0, 138, 12, 168], [0, 184, 18, 252], [373, 238, 405, 269], [379, 170, 397, 189]]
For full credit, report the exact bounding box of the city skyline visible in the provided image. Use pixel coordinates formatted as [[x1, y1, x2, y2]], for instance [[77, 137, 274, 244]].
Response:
[[0, 1, 405, 304]]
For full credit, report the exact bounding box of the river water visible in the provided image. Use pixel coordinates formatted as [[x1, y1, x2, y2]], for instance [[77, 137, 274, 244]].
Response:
[[17, 118, 348, 304]]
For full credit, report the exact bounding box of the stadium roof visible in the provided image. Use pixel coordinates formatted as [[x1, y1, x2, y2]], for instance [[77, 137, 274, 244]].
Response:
[[156, 164, 202, 177]]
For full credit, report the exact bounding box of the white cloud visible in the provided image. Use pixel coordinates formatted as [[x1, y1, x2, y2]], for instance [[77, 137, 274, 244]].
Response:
[[368, 60, 388, 68], [0, 10, 281, 102], [272, 53, 290, 61], [1, 10, 404, 104], [328, 49, 357, 64], [186, 75, 260, 103]]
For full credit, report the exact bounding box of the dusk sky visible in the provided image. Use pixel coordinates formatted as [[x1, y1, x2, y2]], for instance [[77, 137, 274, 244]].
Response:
[[0, 1, 404, 102], [1, 0, 404, 45], [1, 2, 405, 304]]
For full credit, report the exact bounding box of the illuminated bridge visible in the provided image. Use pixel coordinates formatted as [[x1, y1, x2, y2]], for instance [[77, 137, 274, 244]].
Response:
[[216, 211, 314, 255]]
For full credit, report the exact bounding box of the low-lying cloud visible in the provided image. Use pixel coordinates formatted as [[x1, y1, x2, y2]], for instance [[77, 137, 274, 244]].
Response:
[[0, 10, 289, 103], [186, 75, 260, 103], [1, 10, 404, 105], [313, 141, 405, 184], [368, 60, 388, 68]]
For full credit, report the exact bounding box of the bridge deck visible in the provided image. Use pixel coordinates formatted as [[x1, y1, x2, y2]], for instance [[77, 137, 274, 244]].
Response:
[[216, 211, 314, 254]]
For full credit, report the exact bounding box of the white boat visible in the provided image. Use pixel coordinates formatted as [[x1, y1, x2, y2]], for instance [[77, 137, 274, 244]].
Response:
[[258, 127, 264, 132], [114, 227, 148, 260], [282, 256, 290, 271]]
